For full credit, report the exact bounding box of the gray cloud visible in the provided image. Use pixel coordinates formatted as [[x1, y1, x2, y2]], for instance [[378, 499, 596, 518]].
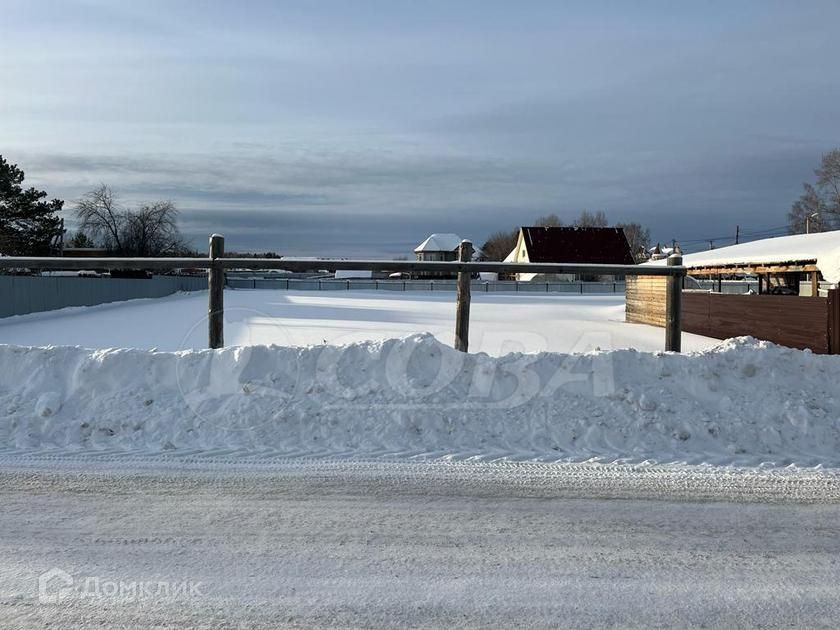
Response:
[[20, 149, 560, 254], [15, 134, 833, 257], [5, 1, 840, 256]]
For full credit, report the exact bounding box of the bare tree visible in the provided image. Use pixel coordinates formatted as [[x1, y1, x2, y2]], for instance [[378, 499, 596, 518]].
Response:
[[123, 201, 185, 256], [479, 228, 519, 261], [74, 185, 124, 251], [616, 222, 651, 261], [817, 149, 840, 211], [74, 186, 187, 255], [789, 149, 840, 233], [574, 209, 609, 227], [533, 213, 564, 227], [789, 183, 828, 233]]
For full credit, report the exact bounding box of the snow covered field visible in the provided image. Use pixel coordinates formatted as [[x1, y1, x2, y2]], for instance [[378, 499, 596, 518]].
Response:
[[0, 289, 717, 353]]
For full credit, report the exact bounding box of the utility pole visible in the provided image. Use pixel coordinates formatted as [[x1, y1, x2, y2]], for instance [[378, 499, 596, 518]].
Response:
[[806, 212, 821, 234], [735, 225, 739, 244]]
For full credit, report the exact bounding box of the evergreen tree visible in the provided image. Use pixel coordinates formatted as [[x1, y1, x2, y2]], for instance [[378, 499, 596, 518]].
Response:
[[0, 156, 64, 255], [68, 230, 96, 248]]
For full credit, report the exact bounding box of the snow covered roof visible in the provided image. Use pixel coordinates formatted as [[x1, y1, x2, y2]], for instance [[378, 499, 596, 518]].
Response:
[[503, 247, 516, 263], [647, 230, 840, 283], [414, 233, 463, 253]]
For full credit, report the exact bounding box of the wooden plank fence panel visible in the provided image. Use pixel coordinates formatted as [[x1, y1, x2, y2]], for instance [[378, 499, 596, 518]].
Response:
[[681, 292, 711, 338], [829, 289, 840, 354], [682, 292, 830, 353], [625, 276, 667, 327]]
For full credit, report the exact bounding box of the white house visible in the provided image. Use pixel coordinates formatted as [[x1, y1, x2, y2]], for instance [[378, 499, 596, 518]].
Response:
[[414, 233, 464, 261], [414, 233, 465, 278]]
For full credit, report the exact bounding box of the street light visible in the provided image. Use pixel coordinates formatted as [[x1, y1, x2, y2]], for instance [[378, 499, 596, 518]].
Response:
[[806, 212, 820, 234]]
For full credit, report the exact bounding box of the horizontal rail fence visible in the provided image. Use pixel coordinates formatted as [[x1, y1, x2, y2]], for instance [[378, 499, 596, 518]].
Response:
[[0, 235, 687, 351]]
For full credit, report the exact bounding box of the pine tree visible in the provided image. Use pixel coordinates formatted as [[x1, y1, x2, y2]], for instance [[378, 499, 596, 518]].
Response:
[[68, 230, 96, 248], [0, 156, 64, 255]]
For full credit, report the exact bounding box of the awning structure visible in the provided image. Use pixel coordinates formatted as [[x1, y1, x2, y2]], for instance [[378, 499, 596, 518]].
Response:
[[646, 230, 840, 283]]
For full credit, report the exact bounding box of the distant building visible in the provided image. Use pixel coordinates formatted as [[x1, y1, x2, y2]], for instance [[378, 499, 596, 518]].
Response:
[[414, 233, 463, 261], [648, 243, 677, 261], [414, 233, 465, 278], [505, 226, 635, 281]]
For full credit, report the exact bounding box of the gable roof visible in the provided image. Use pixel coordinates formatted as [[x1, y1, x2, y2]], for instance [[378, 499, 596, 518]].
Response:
[[520, 226, 635, 265], [414, 233, 463, 253], [646, 229, 840, 283]]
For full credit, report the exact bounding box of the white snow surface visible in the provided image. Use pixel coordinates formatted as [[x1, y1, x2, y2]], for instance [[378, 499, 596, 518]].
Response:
[[648, 229, 840, 282], [0, 290, 716, 353], [1, 332, 839, 466]]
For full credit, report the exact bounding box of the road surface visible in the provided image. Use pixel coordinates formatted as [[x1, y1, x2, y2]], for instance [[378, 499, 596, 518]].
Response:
[[0, 458, 838, 628]]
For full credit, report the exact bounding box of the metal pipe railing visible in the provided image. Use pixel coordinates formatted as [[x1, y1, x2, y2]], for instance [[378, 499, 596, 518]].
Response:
[[0, 257, 683, 276]]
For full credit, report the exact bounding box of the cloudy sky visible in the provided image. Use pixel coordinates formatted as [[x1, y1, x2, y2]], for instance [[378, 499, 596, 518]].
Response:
[[2, 1, 839, 255]]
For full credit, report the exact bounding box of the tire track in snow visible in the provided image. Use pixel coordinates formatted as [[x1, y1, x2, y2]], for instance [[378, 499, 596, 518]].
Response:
[[0, 453, 839, 503]]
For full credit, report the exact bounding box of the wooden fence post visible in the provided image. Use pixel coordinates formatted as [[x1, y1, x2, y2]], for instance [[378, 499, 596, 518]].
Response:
[[665, 254, 683, 352], [208, 234, 225, 349], [454, 240, 473, 352]]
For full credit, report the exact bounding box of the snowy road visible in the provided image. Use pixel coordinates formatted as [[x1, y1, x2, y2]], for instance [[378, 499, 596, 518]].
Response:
[[1, 459, 839, 628]]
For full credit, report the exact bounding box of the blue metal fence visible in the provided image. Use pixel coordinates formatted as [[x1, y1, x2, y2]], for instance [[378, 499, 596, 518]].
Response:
[[0, 275, 206, 318], [0, 274, 625, 319], [225, 277, 626, 294]]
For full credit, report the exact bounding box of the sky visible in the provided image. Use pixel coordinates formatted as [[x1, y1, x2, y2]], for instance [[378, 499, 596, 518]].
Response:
[[2, 0, 840, 256]]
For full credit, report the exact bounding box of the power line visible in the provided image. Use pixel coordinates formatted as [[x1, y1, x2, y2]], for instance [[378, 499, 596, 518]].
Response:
[[668, 224, 790, 250]]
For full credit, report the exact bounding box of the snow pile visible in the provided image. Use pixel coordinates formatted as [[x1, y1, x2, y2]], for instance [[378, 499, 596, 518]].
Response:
[[1, 334, 839, 466]]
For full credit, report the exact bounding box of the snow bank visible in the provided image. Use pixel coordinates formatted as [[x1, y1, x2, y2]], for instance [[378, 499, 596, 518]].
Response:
[[1, 335, 839, 466]]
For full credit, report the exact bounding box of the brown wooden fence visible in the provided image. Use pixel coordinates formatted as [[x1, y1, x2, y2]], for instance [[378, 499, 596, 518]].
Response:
[[627, 273, 840, 354], [682, 292, 832, 352]]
